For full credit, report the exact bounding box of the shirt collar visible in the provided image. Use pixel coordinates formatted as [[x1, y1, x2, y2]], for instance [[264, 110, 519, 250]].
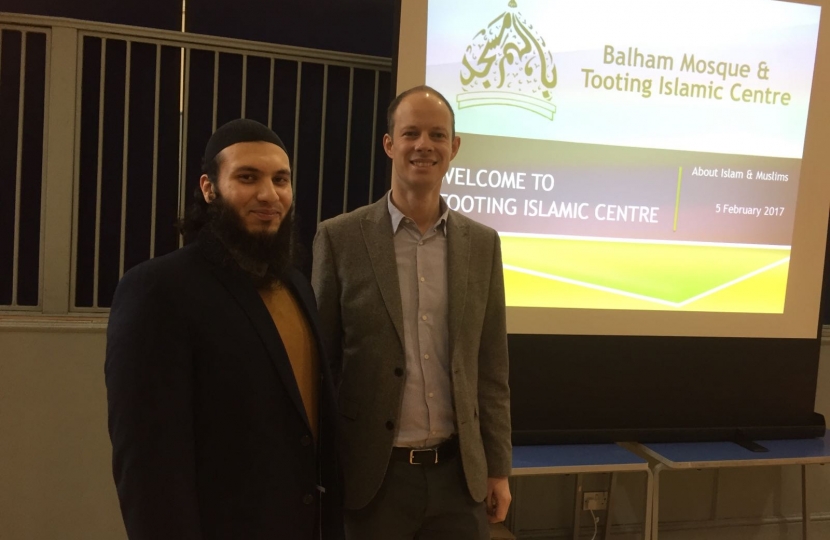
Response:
[[387, 191, 449, 236]]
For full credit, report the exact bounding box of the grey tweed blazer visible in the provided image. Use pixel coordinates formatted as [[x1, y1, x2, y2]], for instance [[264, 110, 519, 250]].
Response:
[[311, 196, 511, 510]]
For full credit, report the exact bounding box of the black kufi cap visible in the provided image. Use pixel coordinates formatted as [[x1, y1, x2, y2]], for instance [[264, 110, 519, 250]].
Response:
[[203, 118, 288, 163]]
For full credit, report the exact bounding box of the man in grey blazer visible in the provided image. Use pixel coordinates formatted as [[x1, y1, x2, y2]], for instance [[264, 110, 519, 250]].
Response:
[[312, 85, 512, 539]]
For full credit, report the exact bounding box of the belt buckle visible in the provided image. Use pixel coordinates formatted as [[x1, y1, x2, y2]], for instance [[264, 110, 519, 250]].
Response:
[[409, 447, 439, 465]]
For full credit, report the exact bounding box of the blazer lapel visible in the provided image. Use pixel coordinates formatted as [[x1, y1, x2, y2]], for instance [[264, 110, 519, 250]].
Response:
[[198, 237, 311, 433], [361, 201, 405, 349], [447, 212, 470, 363]]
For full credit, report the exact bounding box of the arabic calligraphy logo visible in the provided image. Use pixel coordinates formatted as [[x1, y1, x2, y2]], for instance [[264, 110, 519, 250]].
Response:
[[459, 0, 558, 120]]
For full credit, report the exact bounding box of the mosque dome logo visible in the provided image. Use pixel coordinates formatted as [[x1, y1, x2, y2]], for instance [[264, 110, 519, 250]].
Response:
[[459, 0, 558, 120]]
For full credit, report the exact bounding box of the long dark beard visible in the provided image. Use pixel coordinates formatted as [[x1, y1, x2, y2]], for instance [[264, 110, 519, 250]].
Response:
[[204, 195, 295, 289]]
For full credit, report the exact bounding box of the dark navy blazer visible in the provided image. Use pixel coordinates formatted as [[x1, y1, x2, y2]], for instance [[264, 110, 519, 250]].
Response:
[[105, 231, 342, 540]]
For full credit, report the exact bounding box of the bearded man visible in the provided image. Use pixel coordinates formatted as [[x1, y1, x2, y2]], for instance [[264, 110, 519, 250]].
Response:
[[105, 119, 341, 540]]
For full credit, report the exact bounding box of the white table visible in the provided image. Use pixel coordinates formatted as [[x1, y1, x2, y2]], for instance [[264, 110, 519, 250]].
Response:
[[511, 443, 653, 540], [632, 431, 830, 540]]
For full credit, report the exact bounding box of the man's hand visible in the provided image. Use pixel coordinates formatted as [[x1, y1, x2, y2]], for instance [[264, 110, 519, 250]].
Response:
[[485, 476, 512, 523]]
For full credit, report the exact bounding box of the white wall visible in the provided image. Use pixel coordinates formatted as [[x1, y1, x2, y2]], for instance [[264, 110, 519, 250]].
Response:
[[0, 326, 124, 540]]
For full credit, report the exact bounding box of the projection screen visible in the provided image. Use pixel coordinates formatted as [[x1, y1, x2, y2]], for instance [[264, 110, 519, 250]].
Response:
[[395, 0, 830, 339]]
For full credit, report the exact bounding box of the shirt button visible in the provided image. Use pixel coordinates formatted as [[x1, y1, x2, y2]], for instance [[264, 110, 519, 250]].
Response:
[[394, 367, 404, 377], [386, 420, 395, 430], [424, 354, 430, 360], [421, 315, 427, 321], [420, 276, 425, 282], [418, 241, 424, 246], [303, 493, 314, 505], [428, 392, 434, 398], [301, 435, 312, 447]]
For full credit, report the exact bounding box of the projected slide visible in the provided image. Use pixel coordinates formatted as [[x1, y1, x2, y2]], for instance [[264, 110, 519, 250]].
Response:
[[425, 0, 821, 314]]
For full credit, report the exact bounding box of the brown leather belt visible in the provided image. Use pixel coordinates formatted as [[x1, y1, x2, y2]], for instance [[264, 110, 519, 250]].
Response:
[[390, 437, 459, 465]]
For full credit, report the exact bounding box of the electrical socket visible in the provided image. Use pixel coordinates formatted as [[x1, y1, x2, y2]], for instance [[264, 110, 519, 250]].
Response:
[[582, 491, 608, 511]]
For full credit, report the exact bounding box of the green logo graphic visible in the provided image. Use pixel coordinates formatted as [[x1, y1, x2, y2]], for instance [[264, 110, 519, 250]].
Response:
[[459, 0, 558, 120]]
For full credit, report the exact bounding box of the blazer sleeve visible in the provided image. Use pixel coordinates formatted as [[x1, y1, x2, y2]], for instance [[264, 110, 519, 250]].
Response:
[[105, 266, 203, 540], [477, 232, 513, 477], [311, 223, 344, 386]]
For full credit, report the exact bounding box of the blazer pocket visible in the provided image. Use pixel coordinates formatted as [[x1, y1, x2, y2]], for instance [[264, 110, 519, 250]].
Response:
[[340, 397, 360, 420]]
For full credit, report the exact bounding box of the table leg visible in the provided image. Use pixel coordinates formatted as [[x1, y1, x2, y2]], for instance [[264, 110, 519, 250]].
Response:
[[573, 473, 584, 540], [603, 472, 616, 540], [643, 468, 653, 540], [802, 464, 809, 540], [651, 463, 663, 540]]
